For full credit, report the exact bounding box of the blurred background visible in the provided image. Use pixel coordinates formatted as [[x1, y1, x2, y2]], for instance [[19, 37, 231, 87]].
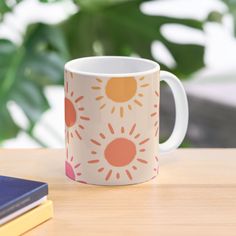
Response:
[[0, 0, 235, 148]]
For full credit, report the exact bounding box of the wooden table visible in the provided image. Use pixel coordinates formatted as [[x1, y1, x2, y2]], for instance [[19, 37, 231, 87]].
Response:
[[0, 149, 236, 236]]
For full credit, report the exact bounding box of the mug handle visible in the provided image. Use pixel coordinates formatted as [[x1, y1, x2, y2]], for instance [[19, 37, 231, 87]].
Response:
[[159, 71, 189, 154]]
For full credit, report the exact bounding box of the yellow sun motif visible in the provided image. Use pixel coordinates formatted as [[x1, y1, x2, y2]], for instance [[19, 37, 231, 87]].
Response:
[[92, 76, 150, 118]]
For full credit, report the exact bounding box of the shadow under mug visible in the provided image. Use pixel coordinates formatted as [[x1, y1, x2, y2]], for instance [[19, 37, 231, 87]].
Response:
[[64, 56, 188, 185]]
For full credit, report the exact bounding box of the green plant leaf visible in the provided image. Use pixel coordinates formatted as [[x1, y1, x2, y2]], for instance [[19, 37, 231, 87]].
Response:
[[0, 24, 68, 141], [62, 0, 204, 78], [0, 0, 22, 20], [221, 0, 236, 35], [0, 105, 20, 142], [0, 0, 207, 145]]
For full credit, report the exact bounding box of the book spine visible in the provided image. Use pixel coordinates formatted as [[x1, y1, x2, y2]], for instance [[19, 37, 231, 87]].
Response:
[[0, 200, 53, 236], [0, 184, 48, 219]]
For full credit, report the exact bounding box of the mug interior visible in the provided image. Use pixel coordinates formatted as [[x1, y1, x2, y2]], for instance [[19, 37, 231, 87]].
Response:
[[65, 56, 159, 77]]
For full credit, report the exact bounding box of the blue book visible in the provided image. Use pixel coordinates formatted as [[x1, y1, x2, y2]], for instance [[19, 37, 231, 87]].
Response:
[[0, 176, 48, 220]]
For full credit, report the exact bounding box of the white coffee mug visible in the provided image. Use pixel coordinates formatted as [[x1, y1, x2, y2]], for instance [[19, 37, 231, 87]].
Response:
[[64, 56, 188, 185]]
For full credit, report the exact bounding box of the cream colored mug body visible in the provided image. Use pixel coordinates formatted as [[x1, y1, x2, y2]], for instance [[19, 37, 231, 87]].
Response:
[[64, 56, 188, 185]]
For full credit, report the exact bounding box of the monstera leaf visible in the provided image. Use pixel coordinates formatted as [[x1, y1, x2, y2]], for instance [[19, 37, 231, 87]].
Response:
[[0, 0, 206, 145], [63, 0, 204, 78], [0, 24, 68, 142]]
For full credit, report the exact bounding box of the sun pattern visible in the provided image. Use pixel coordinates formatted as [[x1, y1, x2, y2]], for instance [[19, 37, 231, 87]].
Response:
[[65, 70, 160, 184], [88, 123, 150, 182], [65, 71, 90, 143], [91, 76, 150, 118], [65, 146, 86, 183]]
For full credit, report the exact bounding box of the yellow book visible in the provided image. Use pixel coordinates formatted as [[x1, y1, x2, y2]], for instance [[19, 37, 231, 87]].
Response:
[[0, 200, 53, 236]]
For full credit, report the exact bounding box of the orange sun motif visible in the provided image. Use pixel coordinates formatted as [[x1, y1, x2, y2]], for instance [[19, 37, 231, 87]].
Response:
[[65, 147, 85, 182], [92, 76, 150, 118], [88, 123, 150, 181], [65, 72, 90, 143], [150, 90, 159, 137]]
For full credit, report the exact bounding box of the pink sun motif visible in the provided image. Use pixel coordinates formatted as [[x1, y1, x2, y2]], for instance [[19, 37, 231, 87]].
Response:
[[65, 147, 86, 183]]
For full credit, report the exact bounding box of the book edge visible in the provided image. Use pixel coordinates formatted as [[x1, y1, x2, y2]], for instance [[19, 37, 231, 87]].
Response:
[[0, 200, 53, 236]]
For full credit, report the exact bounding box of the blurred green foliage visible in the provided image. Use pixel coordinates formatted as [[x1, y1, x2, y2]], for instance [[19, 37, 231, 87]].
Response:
[[223, 0, 236, 35], [0, 0, 206, 145]]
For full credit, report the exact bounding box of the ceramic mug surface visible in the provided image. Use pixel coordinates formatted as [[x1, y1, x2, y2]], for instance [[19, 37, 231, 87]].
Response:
[[64, 56, 188, 185]]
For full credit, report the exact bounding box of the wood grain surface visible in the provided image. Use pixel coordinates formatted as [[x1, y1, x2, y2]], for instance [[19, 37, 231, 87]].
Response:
[[0, 149, 236, 236]]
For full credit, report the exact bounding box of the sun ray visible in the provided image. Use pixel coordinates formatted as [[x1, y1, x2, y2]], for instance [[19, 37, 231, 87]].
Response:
[[76, 173, 81, 176], [80, 116, 90, 120], [132, 165, 137, 170], [70, 133, 73, 138], [91, 86, 101, 90], [154, 121, 158, 127], [141, 83, 149, 88], [91, 151, 97, 154], [116, 173, 120, 179], [96, 78, 103, 83], [66, 148, 68, 160], [155, 127, 159, 137], [155, 90, 159, 97], [99, 133, 106, 139], [125, 170, 132, 180], [120, 107, 124, 118], [154, 104, 158, 108], [96, 96, 104, 101], [100, 104, 106, 110], [88, 160, 100, 164], [90, 139, 101, 146], [134, 133, 140, 139], [98, 167, 104, 172], [111, 106, 115, 114], [121, 126, 125, 133], [75, 130, 82, 140], [129, 124, 136, 136], [139, 148, 145, 152], [150, 112, 157, 117], [75, 96, 84, 103], [155, 156, 159, 162], [108, 123, 115, 134], [105, 170, 112, 181], [139, 77, 145, 81], [128, 105, 132, 110], [139, 138, 149, 145], [138, 93, 143, 97], [74, 163, 80, 168], [70, 91, 74, 97], [137, 158, 148, 164], [78, 107, 84, 111], [70, 156, 74, 162], [79, 124, 84, 129], [134, 99, 142, 107]]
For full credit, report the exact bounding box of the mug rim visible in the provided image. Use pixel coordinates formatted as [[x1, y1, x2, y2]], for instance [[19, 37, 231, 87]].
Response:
[[64, 56, 160, 77]]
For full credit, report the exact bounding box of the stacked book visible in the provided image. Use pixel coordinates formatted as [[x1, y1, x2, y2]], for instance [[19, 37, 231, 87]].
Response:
[[0, 175, 53, 235]]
